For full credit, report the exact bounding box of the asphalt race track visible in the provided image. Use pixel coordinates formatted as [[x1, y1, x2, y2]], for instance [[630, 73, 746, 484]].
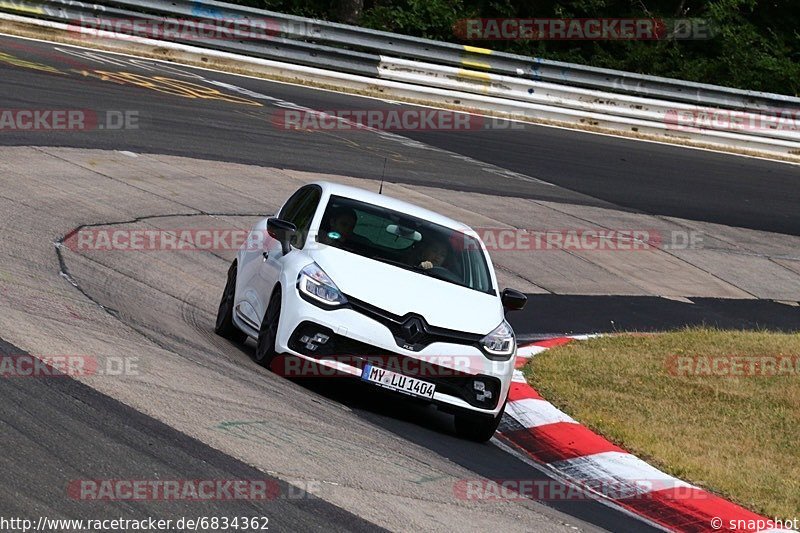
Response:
[[2, 35, 799, 236], [0, 31, 798, 532], [0, 336, 381, 532], [0, 146, 648, 532]]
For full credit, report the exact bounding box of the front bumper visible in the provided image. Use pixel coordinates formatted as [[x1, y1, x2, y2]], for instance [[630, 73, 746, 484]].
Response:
[[275, 291, 514, 416]]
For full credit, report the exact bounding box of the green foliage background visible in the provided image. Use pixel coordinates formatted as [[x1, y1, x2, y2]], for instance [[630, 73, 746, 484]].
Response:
[[236, 0, 799, 95]]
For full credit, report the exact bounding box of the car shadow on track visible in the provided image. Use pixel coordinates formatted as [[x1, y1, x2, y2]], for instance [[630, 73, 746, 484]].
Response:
[[229, 343, 659, 533], [235, 340, 461, 438], [234, 340, 516, 451]]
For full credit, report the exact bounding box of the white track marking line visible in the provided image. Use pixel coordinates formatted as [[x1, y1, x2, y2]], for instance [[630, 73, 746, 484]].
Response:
[[0, 29, 797, 168]]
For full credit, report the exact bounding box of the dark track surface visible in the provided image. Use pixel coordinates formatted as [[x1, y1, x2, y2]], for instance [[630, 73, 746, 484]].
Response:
[[0, 333, 656, 533], [0, 337, 382, 532], [510, 296, 800, 335], [287, 373, 657, 532], [1, 34, 799, 236]]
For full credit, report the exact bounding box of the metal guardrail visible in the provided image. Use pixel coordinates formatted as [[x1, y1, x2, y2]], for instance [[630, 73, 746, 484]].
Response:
[[0, 0, 382, 76], [92, 0, 800, 112], [0, 0, 797, 155], [2, 0, 798, 112], [379, 57, 800, 144]]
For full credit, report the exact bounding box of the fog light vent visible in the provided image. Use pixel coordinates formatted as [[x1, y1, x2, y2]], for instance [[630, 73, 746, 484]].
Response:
[[300, 333, 330, 351], [473, 380, 493, 403]]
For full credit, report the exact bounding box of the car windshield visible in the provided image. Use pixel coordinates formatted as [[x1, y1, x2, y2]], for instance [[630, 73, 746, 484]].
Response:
[[316, 195, 494, 294]]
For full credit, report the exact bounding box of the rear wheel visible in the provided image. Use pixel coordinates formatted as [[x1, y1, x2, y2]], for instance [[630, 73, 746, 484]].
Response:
[[255, 289, 281, 369], [215, 262, 246, 344], [454, 401, 506, 442]]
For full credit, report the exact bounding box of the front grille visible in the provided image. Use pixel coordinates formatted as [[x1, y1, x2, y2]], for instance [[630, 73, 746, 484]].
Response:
[[344, 295, 484, 352], [288, 321, 500, 409], [289, 322, 381, 358]]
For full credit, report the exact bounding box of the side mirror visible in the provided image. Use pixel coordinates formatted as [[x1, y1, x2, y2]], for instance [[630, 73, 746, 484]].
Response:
[[267, 217, 297, 255], [501, 288, 527, 311]]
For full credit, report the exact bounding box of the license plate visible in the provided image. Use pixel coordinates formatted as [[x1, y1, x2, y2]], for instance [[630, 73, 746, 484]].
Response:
[[361, 364, 436, 399]]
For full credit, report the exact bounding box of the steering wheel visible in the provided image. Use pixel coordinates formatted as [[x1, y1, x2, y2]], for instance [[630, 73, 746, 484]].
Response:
[[428, 266, 461, 283]]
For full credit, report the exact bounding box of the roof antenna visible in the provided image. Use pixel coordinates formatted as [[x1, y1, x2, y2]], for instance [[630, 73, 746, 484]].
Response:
[[379, 157, 387, 194]]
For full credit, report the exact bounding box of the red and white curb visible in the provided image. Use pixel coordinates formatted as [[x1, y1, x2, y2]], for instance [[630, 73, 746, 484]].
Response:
[[495, 336, 794, 533]]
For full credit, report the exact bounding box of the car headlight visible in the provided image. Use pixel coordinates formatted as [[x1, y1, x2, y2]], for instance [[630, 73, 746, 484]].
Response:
[[297, 263, 347, 307], [481, 319, 516, 358]]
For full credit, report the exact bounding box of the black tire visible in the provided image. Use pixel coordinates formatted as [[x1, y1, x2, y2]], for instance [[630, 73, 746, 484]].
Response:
[[254, 288, 281, 369], [215, 261, 247, 344], [454, 401, 506, 443]]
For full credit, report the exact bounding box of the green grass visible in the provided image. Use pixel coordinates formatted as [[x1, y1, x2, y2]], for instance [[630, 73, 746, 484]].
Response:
[[524, 328, 800, 517]]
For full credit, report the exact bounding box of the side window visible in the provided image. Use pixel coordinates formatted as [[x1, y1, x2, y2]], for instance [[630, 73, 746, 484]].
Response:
[[278, 188, 307, 221], [281, 186, 321, 248]]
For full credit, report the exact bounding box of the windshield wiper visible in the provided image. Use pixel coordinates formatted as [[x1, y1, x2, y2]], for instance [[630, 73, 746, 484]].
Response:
[[374, 257, 423, 272], [421, 267, 465, 287], [376, 257, 465, 286]]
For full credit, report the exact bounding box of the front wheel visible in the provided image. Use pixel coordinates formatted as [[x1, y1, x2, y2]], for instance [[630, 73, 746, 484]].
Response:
[[215, 261, 247, 344], [254, 289, 281, 369], [454, 401, 506, 442]]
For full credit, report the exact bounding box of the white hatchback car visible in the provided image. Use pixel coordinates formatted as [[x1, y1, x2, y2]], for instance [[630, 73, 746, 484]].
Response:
[[215, 182, 526, 441]]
